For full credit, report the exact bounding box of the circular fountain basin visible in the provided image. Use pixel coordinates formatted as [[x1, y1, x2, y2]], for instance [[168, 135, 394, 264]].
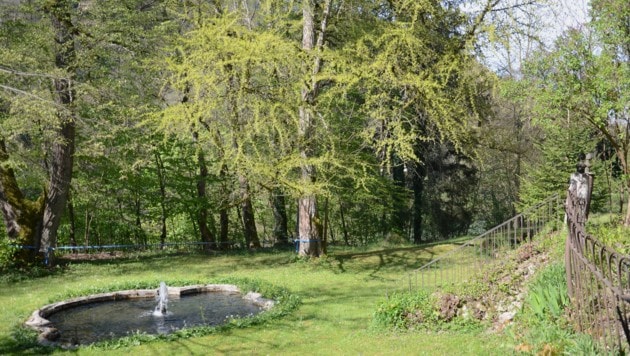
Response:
[[25, 284, 274, 347]]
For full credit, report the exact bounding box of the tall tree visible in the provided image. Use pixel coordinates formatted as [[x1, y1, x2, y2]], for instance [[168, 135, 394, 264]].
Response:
[[1, 0, 178, 263], [296, 0, 332, 257], [156, 4, 304, 249], [0, 0, 77, 265], [341, 1, 496, 243], [519, 10, 628, 222]]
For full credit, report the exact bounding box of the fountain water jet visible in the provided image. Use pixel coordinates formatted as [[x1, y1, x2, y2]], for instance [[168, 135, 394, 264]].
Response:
[[153, 281, 168, 316]]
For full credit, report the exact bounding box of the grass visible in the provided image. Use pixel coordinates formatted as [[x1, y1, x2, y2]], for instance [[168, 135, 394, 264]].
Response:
[[0, 242, 514, 355]]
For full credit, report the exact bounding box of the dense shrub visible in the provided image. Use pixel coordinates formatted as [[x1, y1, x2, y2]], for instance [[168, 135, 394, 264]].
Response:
[[373, 290, 438, 330], [372, 289, 483, 331], [0, 239, 19, 270]]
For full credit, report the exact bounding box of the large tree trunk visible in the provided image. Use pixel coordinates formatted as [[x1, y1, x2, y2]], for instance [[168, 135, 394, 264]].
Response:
[[0, 1, 77, 265], [0, 140, 45, 262], [40, 116, 74, 264], [40, 0, 77, 265], [297, 0, 331, 257], [298, 194, 321, 256]]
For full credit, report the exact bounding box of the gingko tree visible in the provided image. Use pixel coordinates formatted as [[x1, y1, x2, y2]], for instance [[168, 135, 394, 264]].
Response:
[[331, 0, 501, 242], [157, 0, 538, 254], [156, 6, 305, 249]]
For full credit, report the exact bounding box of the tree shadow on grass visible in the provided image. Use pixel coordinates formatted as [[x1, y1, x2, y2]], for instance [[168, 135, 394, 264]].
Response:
[[328, 235, 479, 279], [35, 249, 296, 279], [7, 239, 464, 290], [330, 246, 438, 277], [55, 247, 294, 266]]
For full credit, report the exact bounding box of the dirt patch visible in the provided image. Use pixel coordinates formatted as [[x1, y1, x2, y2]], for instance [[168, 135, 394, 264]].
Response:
[[439, 294, 461, 322]]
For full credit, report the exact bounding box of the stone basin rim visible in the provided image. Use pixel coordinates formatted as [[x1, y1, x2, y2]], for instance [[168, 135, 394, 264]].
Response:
[[25, 284, 275, 347]]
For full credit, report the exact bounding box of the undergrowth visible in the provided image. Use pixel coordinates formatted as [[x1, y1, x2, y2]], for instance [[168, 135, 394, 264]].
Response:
[[372, 289, 484, 332], [371, 229, 609, 354], [508, 263, 606, 354], [523, 263, 568, 322], [587, 222, 630, 254], [0, 241, 62, 284]]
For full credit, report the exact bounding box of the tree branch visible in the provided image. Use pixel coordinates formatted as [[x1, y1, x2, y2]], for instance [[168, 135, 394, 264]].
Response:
[[0, 84, 63, 108], [0, 66, 60, 79]]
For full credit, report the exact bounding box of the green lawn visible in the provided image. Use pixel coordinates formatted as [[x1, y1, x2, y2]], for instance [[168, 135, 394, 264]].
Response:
[[0, 243, 514, 355]]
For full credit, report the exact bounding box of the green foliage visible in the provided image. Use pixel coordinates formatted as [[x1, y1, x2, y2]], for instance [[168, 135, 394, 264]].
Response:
[[508, 263, 605, 354], [0, 239, 60, 283], [373, 290, 438, 330], [328, 175, 400, 245], [0, 326, 51, 355], [517, 16, 630, 215], [587, 223, 630, 254], [473, 76, 532, 225], [422, 143, 478, 238], [590, 0, 630, 61], [466, 220, 487, 236], [345, 3, 483, 167], [156, 10, 307, 193], [517, 119, 594, 209], [0, 239, 19, 270], [563, 332, 607, 355], [523, 263, 568, 322], [442, 280, 490, 301], [372, 289, 485, 332]]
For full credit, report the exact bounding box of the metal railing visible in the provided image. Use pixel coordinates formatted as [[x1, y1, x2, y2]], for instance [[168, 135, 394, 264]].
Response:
[[565, 188, 630, 350], [388, 193, 563, 295]]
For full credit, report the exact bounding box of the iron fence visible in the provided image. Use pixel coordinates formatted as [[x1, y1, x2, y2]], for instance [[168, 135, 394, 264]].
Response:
[[565, 188, 630, 350], [388, 193, 563, 295]]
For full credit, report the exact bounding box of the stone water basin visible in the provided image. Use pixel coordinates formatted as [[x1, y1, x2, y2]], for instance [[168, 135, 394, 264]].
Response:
[[25, 284, 274, 347]]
